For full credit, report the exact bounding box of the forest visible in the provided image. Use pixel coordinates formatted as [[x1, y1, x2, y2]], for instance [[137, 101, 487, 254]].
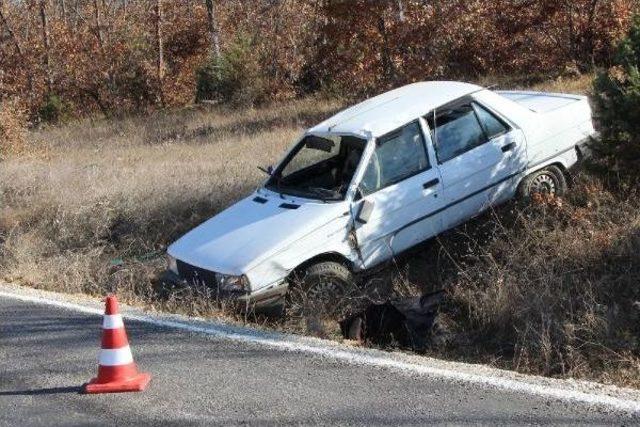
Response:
[[0, 0, 637, 120]]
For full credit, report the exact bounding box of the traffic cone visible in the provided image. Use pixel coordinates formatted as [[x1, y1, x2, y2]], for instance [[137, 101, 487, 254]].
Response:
[[84, 295, 151, 393]]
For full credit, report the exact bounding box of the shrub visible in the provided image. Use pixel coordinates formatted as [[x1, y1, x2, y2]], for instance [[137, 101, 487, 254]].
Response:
[[0, 100, 28, 158], [196, 34, 266, 106], [38, 93, 70, 123], [593, 15, 640, 174], [434, 175, 640, 384]]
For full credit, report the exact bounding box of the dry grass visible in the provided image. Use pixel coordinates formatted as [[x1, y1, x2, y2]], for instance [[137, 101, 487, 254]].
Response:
[[418, 175, 640, 387], [529, 73, 594, 95], [0, 100, 28, 158], [1, 77, 639, 387], [0, 97, 342, 312]]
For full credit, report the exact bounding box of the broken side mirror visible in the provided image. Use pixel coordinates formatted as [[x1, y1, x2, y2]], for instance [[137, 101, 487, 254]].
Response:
[[355, 199, 374, 224], [258, 165, 273, 175]]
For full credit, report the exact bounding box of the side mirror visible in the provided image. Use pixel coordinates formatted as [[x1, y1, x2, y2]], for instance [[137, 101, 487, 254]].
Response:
[[355, 199, 374, 224], [258, 165, 274, 175]]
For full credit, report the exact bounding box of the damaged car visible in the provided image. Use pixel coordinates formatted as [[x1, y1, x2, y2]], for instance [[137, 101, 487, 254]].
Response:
[[165, 81, 596, 310]]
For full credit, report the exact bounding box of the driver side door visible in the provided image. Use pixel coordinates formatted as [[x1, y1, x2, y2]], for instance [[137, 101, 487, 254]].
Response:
[[353, 120, 445, 269]]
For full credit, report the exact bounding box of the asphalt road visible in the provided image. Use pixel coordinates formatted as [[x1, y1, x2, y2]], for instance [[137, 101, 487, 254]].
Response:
[[0, 297, 635, 426]]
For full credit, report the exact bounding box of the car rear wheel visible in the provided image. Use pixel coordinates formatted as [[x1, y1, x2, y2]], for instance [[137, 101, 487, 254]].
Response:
[[518, 165, 568, 200]]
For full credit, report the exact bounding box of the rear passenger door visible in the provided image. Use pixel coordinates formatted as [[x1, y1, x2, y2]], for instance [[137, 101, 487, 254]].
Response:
[[426, 98, 526, 229]]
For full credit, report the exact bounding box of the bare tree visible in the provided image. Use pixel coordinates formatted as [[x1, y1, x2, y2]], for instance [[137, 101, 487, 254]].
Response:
[[93, 0, 104, 50], [565, 0, 575, 62], [396, 0, 405, 22], [60, 0, 67, 24], [205, 0, 221, 59], [122, 0, 128, 31], [0, 0, 35, 93], [155, 0, 165, 107], [586, 0, 601, 67], [39, 0, 54, 93], [377, 11, 396, 85]]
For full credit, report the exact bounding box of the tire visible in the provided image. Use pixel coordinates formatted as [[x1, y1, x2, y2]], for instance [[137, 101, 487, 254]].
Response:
[[518, 165, 568, 200], [287, 261, 356, 317]]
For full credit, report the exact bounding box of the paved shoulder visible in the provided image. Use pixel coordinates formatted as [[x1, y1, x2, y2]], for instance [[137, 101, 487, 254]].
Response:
[[0, 296, 635, 425]]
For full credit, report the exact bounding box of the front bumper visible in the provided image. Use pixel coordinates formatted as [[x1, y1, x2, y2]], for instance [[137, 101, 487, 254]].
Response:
[[161, 269, 288, 311]]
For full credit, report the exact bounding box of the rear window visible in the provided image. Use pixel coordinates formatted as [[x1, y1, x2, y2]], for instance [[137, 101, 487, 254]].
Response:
[[472, 103, 509, 139]]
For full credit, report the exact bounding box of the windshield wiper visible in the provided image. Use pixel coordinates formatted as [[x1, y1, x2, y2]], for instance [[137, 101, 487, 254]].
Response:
[[266, 174, 286, 199], [257, 165, 271, 175]]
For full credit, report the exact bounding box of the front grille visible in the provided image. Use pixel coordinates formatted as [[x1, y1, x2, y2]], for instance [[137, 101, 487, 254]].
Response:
[[176, 260, 217, 288]]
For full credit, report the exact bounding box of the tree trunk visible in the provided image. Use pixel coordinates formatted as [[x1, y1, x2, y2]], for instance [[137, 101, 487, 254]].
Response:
[[396, 0, 405, 22], [566, 0, 575, 62], [39, 0, 54, 93], [0, 0, 34, 93], [0, 1, 23, 57], [155, 0, 165, 107], [205, 0, 221, 59], [377, 13, 395, 85], [586, 0, 600, 68], [60, 0, 67, 24], [93, 0, 104, 50], [123, 0, 128, 31]]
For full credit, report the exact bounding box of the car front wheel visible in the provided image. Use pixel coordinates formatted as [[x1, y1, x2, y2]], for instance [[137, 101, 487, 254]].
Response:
[[287, 261, 357, 318]]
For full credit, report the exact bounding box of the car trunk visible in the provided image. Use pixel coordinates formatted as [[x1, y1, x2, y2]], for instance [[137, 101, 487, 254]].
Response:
[[495, 91, 585, 114], [495, 91, 592, 136], [496, 91, 594, 168]]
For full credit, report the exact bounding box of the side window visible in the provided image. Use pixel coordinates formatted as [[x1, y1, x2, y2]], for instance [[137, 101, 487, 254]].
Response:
[[472, 103, 509, 139], [427, 103, 486, 163], [359, 121, 429, 196]]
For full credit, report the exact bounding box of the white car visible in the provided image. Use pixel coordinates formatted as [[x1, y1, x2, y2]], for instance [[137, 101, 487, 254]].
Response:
[[166, 81, 596, 310]]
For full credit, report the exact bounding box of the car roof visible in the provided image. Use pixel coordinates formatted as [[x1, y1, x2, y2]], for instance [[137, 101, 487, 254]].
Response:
[[308, 81, 483, 138]]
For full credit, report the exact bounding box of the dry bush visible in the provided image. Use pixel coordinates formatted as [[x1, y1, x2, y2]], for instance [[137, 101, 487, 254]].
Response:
[[0, 101, 28, 158], [312, 1, 634, 96], [285, 274, 390, 339], [417, 173, 640, 386], [1, 1, 635, 118], [530, 73, 595, 95]]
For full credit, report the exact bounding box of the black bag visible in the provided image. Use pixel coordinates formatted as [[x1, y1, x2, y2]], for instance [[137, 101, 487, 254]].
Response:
[[340, 290, 444, 353]]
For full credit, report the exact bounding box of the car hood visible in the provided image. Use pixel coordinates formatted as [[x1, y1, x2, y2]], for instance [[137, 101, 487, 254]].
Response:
[[168, 191, 348, 274]]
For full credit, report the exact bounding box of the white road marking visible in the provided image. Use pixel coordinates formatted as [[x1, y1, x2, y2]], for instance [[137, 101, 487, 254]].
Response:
[[2, 285, 640, 414]]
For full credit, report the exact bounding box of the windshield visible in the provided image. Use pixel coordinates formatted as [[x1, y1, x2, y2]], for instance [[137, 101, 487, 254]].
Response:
[[266, 134, 367, 201]]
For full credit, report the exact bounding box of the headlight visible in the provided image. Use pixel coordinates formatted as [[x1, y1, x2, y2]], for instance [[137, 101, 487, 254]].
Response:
[[215, 273, 249, 292], [167, 255, 178, 275]]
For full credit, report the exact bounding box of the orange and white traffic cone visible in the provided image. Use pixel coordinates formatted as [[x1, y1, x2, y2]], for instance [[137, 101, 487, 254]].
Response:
[[84, 295, 151, 394]]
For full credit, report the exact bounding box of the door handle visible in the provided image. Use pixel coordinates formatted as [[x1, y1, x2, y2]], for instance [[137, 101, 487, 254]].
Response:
[[501, 142, 515, 152], [423, 178, 440, 189]]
